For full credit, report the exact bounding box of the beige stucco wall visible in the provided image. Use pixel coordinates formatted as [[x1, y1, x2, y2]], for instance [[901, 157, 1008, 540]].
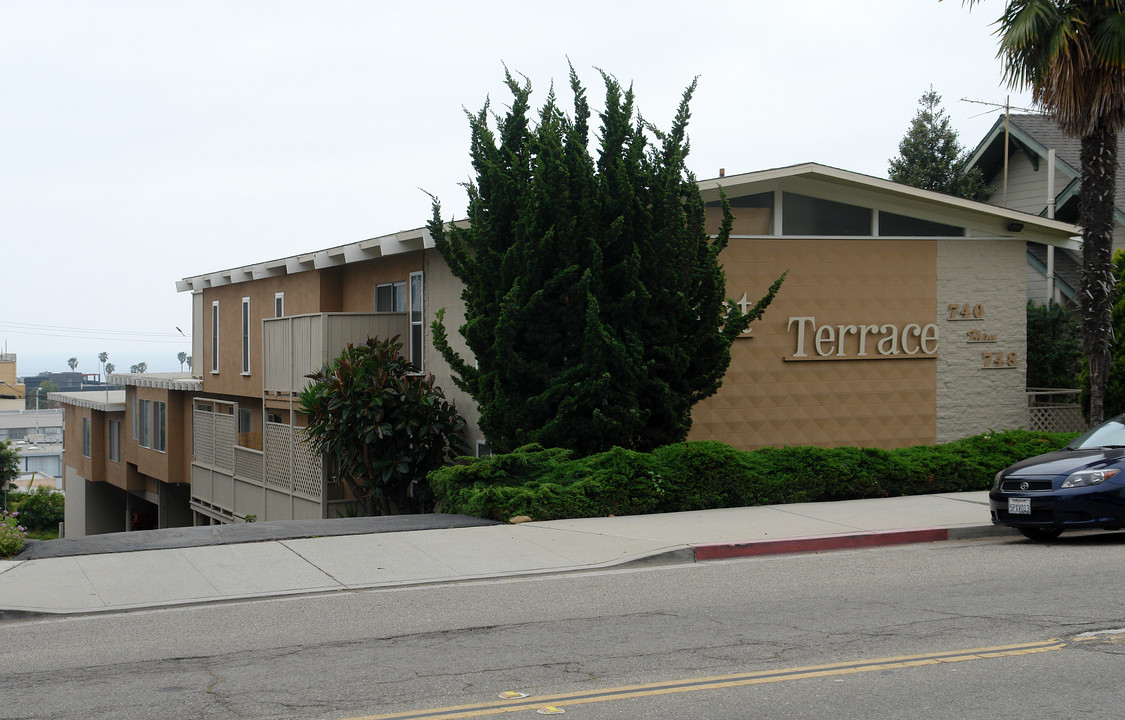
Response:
[[935, 238, 1030, 442], [423, 248, 483, 451], [691, 237, 938, 450]]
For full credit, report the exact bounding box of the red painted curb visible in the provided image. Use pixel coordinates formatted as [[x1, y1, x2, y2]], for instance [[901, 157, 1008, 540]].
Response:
[[692, 527, 950, 561]]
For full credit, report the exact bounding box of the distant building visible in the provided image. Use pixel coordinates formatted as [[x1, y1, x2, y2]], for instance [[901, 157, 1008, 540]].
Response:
[[0, 408, 65, 487], [0, 353, 26, 411], [23, 371, 109, 398]]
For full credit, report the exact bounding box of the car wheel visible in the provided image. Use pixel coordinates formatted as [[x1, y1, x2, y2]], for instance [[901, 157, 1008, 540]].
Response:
[[1018, 527, 1063, 542]]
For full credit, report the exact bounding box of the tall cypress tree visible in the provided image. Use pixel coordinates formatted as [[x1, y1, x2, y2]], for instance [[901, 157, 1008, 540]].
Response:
[[429, 67, 783, 455]]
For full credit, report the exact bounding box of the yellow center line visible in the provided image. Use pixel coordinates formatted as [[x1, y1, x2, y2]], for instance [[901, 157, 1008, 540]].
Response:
[[347, 638, 1066, 720]]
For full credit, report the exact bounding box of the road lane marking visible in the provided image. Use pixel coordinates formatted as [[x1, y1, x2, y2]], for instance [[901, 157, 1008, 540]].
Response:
[[346, 639, 1065, 720]]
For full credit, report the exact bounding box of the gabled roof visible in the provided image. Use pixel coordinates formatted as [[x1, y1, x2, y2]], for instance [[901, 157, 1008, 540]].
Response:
[[697, 162, 1080, 247], [966, 113, 1125, 222]]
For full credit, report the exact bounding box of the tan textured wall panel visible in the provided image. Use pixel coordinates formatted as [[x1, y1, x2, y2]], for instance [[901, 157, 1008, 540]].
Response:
[[690, 237, 938, 450]]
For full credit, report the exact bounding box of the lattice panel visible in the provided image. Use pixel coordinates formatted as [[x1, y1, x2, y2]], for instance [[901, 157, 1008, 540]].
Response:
[[1029, 406, 1087, 434], [193, 410, 214, 464], [292, 430, 323, 500], [264, 422, 293, 492], [235, 446, 265, 485], [213, 413, 236, 472]]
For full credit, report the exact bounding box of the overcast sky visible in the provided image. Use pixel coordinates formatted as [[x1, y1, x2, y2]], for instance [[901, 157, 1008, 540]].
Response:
[[1, 0, 1036, 377]]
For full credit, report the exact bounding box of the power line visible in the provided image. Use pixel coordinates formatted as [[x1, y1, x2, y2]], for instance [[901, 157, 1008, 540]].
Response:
[[0, 321, 190, 343], [0, 320, 186, 337]]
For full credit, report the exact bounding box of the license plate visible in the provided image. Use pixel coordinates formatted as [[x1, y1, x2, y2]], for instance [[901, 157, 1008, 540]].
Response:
[[1009, 497, 1031, 515]]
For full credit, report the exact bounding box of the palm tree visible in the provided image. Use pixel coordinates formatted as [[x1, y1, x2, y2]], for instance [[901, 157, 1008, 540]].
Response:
[[104, 362, 115, 375], [98, 351, 109, 384], [972, 0, 1125, 424], [177, 351, 187, 371], [67, 357, 78, 372]]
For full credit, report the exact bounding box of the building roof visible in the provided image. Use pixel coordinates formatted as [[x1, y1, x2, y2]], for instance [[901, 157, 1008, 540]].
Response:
[[697, 162, 1080, 247], [966, 113, 1125, 221], [107, 372, 201, 391], [49, 390, 127, 412], [0, 408, 64, 430], [175, 162, 1082, 295], [176, 225, 434, 293]]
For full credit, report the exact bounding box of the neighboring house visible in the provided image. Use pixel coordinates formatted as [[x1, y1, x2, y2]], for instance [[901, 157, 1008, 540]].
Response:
[[53, 162, 1080, 536], [965, 113, 1125, 308]]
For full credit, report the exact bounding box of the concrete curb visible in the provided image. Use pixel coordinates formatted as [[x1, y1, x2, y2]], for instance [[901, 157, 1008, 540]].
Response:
[[692, 524, 1008, 561]]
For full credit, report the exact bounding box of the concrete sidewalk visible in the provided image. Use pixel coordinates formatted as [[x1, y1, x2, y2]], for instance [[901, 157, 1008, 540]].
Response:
[[0, 491, 1010, 618]]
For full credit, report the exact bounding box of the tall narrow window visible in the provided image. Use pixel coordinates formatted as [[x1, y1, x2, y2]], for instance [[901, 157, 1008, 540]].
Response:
[[211, 301, 220, 373], [138, 399, 151, 449], [82, 417, 91, 458], [409, 272, 424, 371], [109, 419, 121, 462], [153, 401, 166, 453], [132, 397, 138, 439], [241, 296, 251, 375], [274, 292, 284, 318]]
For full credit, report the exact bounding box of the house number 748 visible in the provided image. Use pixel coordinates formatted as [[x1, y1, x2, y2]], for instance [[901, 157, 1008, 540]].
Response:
[[982, 351, 1018, 368]]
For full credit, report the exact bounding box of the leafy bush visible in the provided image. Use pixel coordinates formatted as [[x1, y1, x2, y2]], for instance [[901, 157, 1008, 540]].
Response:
[[299, 336, 468, 515], [430, 430, 1077, 521], [12, 487, 65, 531], [0, 509, 27, 559]]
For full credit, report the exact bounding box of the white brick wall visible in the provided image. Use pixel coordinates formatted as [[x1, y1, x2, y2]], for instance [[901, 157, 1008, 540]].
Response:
[[936, 238, 1029, 442]]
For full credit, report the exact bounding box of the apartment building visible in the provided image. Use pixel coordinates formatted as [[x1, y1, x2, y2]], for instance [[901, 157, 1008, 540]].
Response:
[[54, 163, 1080, 536]]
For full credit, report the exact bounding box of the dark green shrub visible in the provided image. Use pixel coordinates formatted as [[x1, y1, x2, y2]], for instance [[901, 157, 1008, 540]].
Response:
[[652, 442, 755, 511], [14, 487, 64, 531], [429, 430, 1079, 521], [1026, 300, 1082, 389]]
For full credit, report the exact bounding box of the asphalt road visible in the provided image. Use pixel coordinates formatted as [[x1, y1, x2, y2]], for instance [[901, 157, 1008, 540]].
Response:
[[3, 532, 1124, 719]]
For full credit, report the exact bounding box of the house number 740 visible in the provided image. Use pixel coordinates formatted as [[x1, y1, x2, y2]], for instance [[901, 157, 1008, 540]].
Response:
[[948, 303, 984, 320]]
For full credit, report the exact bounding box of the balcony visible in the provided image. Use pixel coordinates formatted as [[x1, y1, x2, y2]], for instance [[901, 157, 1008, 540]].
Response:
[[262, 312, 409, 395]]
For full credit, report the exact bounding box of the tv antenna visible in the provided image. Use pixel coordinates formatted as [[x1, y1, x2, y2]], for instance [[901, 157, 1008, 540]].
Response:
[[960, 96, 1041, 205]]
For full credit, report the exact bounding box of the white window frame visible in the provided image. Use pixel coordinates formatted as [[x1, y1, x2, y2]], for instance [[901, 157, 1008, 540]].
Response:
[[409, 271, 424, 371], [241, 296, 251, 375], [211, 300, 220, 374], [375, 281, 407, 313], [274, 292, 284, 318]]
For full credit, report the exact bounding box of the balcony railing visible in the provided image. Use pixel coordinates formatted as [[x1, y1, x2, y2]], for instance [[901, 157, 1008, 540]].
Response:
[[262, 312, 409, 395]]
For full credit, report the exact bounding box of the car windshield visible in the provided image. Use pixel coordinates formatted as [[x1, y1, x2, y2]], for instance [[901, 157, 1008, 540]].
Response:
[[1069, 417, 1125, 449]]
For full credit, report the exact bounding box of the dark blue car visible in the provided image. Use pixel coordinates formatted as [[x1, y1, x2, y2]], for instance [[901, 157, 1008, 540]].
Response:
[[990, 415, 1125, 541]]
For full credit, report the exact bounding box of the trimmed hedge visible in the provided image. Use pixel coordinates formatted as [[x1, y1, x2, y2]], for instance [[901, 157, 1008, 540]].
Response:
[[429, 430, 1076, 521]]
